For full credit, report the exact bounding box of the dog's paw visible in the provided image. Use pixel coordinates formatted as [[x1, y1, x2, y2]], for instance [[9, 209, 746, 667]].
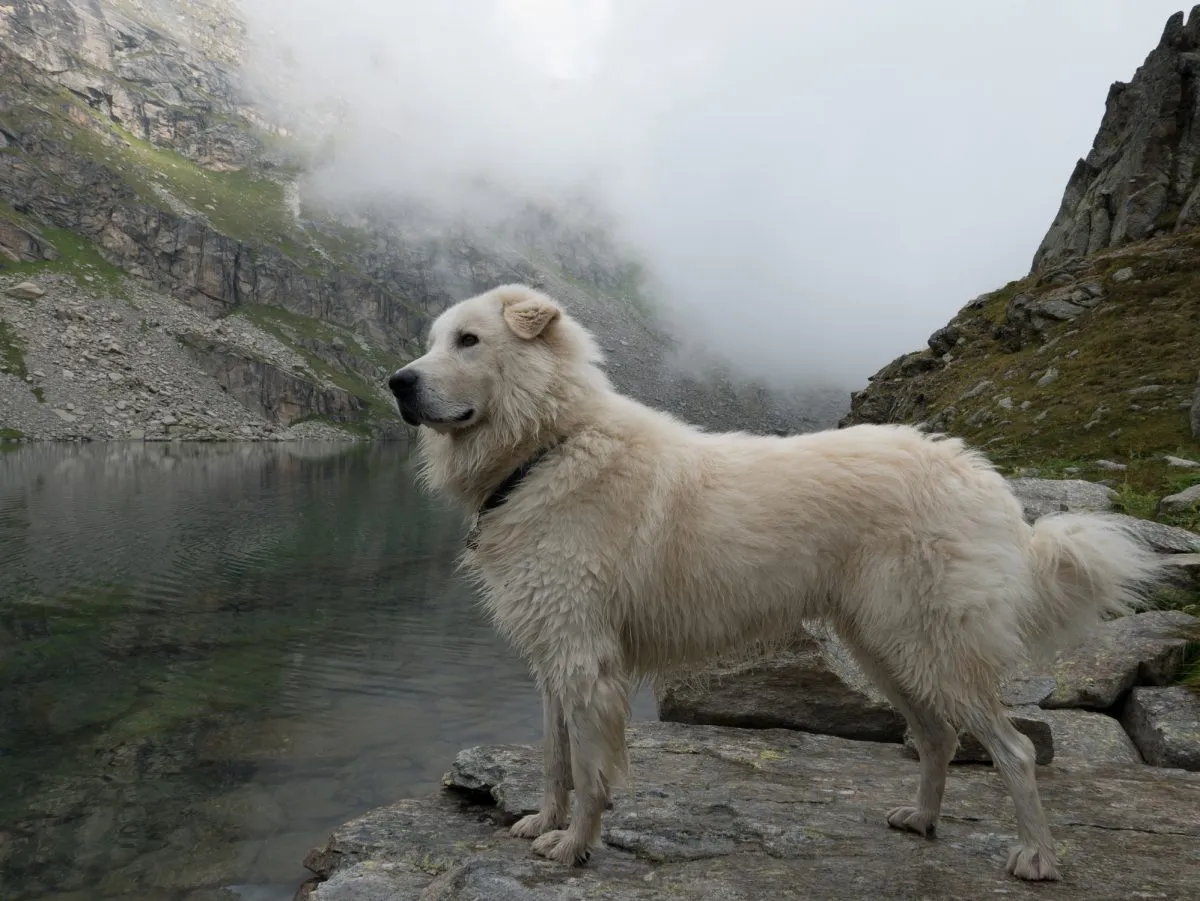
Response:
[[1007, 844, 1062, 881], [510, 811, 564, 840], [885, 806, 937, 838], [531, 829, 592, 866]]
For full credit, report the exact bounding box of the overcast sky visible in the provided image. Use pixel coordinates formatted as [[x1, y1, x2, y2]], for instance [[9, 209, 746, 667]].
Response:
[[238, 0, 1188, 391]]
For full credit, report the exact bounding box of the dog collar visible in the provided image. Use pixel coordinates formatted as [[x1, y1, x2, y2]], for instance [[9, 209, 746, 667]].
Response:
[[465, 443, 558, 550]]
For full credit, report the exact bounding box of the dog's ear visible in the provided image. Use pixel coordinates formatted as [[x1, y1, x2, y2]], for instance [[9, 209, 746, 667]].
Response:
[[502, 293, 561, 340]]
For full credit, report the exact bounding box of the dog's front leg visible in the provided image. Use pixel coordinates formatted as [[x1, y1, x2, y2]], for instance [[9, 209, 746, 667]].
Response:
[[511, 688, 571, 839], [530, 668, 629, 866]]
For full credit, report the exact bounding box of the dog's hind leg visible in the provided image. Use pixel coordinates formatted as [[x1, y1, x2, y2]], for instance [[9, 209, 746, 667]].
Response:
[[531, 666, 630, 866], [961, 701, 1061, 881], [842, 646, 958, 838], [882, 690, 958, 838], [511, 689, 572, 839]]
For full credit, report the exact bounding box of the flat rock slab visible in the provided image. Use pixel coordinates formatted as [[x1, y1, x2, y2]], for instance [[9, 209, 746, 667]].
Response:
[[1026, 610, 1195, 709], [299, 721, 1200, 901], [1121, 686, 1200, 771], [656, 630, 906, 742]]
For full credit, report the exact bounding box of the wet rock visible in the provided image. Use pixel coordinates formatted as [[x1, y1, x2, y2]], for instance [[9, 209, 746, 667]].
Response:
[[1006, 477, 1116, 522], [1121, 686, 1200, 771], [1024, 611, 1196, 710], [300, 721, 1200, 901], [656, 631, 906, 742]]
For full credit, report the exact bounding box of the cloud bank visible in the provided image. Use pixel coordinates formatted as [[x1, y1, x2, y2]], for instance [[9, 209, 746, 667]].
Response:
[[237, 0, 1186, 389]]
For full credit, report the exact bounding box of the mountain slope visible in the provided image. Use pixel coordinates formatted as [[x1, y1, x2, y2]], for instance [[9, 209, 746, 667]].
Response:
[[0, 0, 845, 442]]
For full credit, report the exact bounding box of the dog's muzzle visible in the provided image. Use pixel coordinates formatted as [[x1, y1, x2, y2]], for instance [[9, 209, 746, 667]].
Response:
[[388, 368, 421, 426]]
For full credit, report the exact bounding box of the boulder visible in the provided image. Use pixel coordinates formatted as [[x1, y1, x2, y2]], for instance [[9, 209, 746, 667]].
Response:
[[1158, 484, 1200, 516], [1121, 687, 1200, 771], [299, 721, 1200, 901], [656, 630, 906, 742], [1030, 611, 1196, 710], [6, 281, 45, 300], [1006, 478, 1116, 522]]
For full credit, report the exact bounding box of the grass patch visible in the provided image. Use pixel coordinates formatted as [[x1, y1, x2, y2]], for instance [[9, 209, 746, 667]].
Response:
[[69, 122, 304, 256], [0, 426, 24, 440]]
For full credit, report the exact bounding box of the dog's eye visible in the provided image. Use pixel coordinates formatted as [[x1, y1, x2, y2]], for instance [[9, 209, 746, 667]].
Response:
[[458, 333, 479, 348]]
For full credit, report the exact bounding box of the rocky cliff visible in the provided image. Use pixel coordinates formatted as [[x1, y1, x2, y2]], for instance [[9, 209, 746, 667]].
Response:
[[0, 0, 845, 443], [1034, 5, 1200, 271], [841, 6, 1200, 529]]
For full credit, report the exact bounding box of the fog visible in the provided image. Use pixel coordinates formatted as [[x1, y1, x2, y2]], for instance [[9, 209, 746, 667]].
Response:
[[237, 0, 1186, 390]]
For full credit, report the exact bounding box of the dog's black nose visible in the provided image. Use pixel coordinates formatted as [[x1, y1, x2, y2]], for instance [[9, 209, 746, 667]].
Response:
[[388, 368, 418, 400]]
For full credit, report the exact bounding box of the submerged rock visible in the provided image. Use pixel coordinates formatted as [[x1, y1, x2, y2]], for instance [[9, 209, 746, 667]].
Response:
[[299, 721, 1200, 901]]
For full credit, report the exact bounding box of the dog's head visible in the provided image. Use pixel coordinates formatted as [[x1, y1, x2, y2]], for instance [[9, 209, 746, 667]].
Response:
[[388, 284, 604, 440]]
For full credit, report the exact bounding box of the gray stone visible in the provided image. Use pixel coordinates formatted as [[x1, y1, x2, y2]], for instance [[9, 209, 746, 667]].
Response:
[[299, 721, 1200, 901], [1158, 484, 1200, 515], [1121, 687, 1200, 771], [1035, 366, 1059, 387], [1111, 266, 1135, 283], [1108, 514, 1200, 553], [1020, 708, 1142, 766], [1024, 611, 1197, 710], [656, 630, 906, 742], [1165, 454, 1200, 468], [6, 280, 45, 300], [1006, 477, 1117, 522]]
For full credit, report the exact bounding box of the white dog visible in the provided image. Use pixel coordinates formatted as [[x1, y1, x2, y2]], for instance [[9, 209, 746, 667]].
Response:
[[388, 284, 1162, 881]]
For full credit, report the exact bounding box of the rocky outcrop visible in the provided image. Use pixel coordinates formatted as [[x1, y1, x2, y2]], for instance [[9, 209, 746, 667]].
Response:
[[1033, 5, 1200, 271], [297, 720, 1200, 901], [180, 334, 367, 428], [0, 218, 58, 263]]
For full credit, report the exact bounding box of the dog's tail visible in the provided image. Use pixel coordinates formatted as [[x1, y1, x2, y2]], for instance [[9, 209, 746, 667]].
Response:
[[1019, 513, 1165, 660]]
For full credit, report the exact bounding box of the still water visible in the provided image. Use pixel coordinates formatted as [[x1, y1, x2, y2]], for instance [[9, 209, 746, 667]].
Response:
[[0, 441, 655, 901]]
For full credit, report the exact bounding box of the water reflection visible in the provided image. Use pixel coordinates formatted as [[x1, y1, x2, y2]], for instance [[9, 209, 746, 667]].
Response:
[[0, 442, 655, 901]]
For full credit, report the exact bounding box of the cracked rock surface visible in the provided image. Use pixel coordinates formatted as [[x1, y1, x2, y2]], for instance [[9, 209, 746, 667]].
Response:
[[298, 721, 1200, 901]]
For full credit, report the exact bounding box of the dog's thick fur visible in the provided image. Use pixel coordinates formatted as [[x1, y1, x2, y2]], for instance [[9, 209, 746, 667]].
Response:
[[390, 284, 1164, 880]]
